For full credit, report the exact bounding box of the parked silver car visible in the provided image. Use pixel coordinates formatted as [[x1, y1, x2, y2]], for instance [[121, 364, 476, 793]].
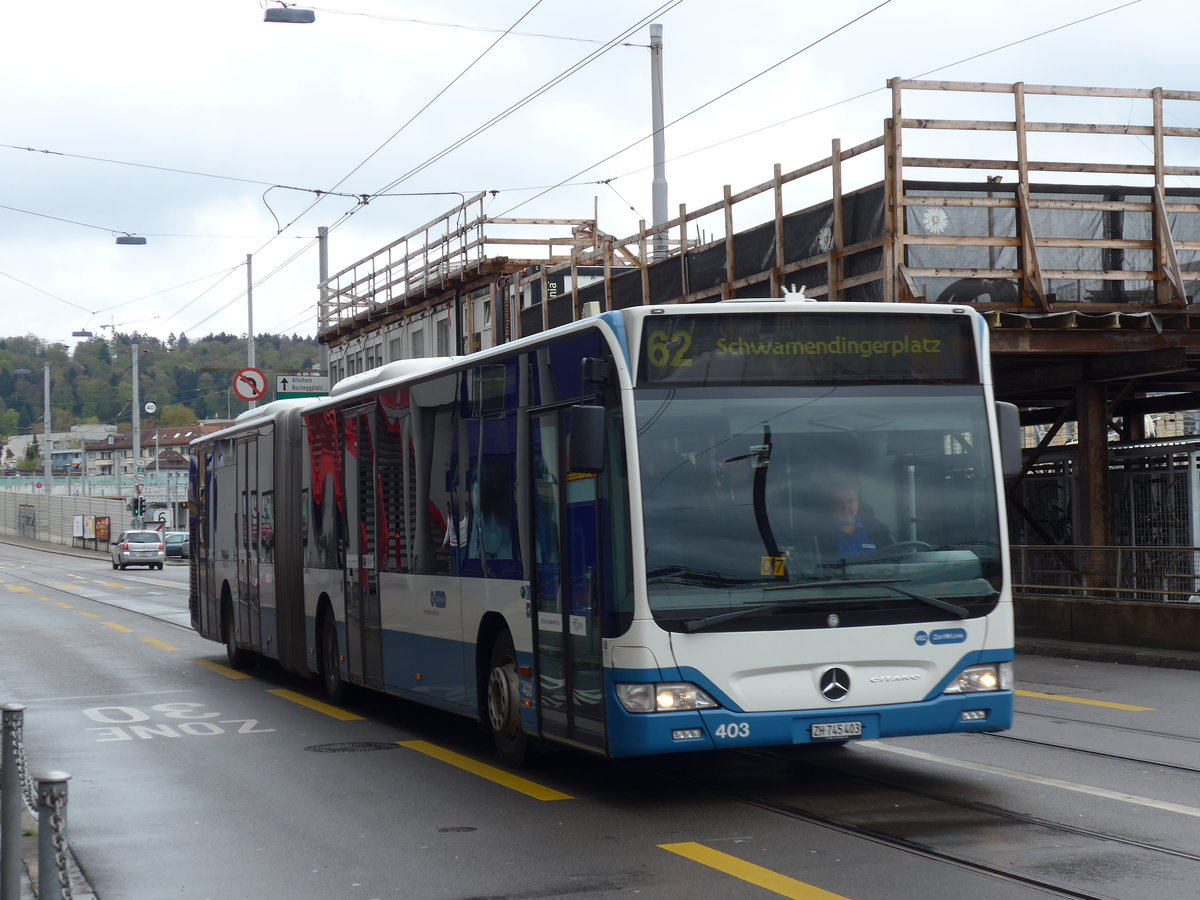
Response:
[[111, 530, 166, 570], [163, 531, 190, 559]]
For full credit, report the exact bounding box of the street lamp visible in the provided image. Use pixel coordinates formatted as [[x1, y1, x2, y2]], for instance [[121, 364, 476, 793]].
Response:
[[264, 4, 314, 23], [115, 234, 147, 245]]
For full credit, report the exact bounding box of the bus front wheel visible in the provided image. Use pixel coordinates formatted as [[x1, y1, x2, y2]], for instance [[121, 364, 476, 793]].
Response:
[[486, 630, 528, 767]]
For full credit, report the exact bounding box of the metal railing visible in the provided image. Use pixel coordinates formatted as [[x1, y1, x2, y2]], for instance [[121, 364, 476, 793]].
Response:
[[2, 704, 74, 900], [1012, 544, 1200, 603]]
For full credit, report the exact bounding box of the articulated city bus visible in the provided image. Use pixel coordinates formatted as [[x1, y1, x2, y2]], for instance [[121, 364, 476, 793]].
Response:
[[190, 297, 1020, 764]]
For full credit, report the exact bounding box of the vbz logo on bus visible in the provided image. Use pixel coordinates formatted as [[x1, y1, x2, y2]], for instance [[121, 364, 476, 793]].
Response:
[[430, 590, 447, 609]]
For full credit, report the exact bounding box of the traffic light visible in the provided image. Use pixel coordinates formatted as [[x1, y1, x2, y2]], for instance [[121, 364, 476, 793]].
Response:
[[132, 497, 145, 517]]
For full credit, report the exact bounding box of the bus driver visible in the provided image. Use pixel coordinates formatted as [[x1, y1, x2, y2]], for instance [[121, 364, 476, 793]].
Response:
[[821, 479, 892, 557]]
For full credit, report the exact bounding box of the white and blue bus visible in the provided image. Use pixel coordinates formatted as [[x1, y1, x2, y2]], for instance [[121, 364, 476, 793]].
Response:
[[190, 297, 1020, 764]]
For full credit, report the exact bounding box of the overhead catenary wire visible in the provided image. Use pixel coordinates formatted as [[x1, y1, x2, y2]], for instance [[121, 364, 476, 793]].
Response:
[[8, 3, 682, 342], [9, 1, 1151, 346], [303, 4, 649, 47], [604, 0, 1147, 183], [264, 0, 1141, 336], [179, 1, 567, 337], [494, 0, 896, 218], [365, 1, 684, 200], [246, 1, 685, 335]]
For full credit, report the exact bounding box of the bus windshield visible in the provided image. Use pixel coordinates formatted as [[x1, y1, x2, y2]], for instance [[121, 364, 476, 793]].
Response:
[[635, 384, 1004, 631]]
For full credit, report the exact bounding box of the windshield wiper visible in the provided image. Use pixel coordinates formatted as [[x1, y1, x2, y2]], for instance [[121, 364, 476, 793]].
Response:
[[768, 577, 971, 620], [647, 566, 757, 588], [684, 602, 783, 633]]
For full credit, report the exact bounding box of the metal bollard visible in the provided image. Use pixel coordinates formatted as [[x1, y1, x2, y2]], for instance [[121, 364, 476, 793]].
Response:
[[36, 772, 71, 900], [1, 704, 26, 900]]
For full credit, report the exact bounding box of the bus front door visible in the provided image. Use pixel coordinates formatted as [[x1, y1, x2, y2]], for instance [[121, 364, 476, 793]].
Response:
[[531, 411, 606, 752], [344, 407, 384, 690]]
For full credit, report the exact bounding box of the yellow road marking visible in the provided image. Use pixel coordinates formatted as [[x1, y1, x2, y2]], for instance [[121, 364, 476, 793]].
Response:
[[140, 637, 179, 651], [398, 740, 573, 801], [4, 585, 31, 593], [53, 601, 73, 608], [1015, 689, 1153, 712], [97, 582, 127, 589], [267, 688, 365, 721], [51, 584, 77, 590], [659, 843, 848, 899], [103, 622, 133, 633], [75, 611, 100, 619], [193, 658, 252, 680]]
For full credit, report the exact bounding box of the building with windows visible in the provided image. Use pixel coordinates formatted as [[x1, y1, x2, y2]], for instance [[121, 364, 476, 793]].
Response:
[[83, 424, 227, 479]]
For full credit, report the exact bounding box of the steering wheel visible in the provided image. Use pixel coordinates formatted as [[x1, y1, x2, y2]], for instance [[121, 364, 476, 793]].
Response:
[[877, 541, 932, 554]]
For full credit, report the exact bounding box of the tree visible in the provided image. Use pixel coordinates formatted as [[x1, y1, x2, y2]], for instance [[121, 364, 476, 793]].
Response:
[[159, 404, 196, 426]]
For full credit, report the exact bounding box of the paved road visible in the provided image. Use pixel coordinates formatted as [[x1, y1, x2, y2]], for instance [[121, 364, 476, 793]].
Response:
[[6, 538, 1200, 899]]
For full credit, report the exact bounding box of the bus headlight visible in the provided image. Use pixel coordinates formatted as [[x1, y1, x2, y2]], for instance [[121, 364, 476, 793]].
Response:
[[943, 662, 1013, 694], [615, 682, 719, 713]]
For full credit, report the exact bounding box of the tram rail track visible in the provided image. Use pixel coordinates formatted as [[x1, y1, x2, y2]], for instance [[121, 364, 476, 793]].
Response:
[[1008, 708, 1200, 747], [627, 743, 1200, 899], [979, 729, 1200, 776]]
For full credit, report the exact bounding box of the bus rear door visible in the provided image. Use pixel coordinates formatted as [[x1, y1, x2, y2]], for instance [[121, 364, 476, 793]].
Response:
[[343, 405, 385, 689]]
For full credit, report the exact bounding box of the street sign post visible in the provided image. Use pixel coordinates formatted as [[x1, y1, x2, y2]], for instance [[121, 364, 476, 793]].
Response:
[[277, 374, 329, 399]]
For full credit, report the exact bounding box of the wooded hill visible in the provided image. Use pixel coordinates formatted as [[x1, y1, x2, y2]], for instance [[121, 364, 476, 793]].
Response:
[[0, 331, 319, 439]]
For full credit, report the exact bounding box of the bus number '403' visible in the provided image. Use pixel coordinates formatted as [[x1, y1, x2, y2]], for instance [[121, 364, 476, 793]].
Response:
[[714, 722, 750, 739]]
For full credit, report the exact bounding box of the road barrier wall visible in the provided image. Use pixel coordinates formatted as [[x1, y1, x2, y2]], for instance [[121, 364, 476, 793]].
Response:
[[0, 492, 127, 549]]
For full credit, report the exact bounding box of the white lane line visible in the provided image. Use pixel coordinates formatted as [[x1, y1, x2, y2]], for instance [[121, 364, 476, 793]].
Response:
[[863, 741, 1200, 819]]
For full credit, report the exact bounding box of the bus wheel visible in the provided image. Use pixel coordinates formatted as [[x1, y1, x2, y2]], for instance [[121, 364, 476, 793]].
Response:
[[486, 630, 528, 767], [318, 609, 346, 705], [222, 595, 251, 670]]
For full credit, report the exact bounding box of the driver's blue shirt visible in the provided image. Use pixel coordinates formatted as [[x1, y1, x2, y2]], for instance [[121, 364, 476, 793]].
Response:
[[837, 521, 879, 556]]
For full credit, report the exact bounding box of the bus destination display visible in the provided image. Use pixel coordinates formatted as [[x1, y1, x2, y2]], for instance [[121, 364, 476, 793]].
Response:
[[639, 312, 978, 385]]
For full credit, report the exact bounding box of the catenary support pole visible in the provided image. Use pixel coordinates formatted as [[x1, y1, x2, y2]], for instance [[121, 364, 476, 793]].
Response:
[[650, 23, 668, 260], [43, 365, 52, 496], [319, 227, 330, 379], [247, 253, 257, 410]]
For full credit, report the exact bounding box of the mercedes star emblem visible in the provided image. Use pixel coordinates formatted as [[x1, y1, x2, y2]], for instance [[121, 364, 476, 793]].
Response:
[[819, 667, 850, 702]]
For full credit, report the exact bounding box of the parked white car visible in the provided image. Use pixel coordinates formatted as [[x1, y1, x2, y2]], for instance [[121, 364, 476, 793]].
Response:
[[111, 530, 166, 570]]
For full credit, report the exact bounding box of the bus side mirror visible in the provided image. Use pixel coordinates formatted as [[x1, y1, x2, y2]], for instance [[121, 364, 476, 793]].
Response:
[[568, 405, 606, 474], [995, 401, 1022, 478]]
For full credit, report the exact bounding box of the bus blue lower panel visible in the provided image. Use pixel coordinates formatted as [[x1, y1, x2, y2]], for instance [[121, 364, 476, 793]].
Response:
[[604, 690, 1013, 757], [603, 655, 1014, 758]]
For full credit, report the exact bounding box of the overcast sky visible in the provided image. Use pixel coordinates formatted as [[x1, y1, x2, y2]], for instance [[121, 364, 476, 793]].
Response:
[[2, 0, 1197, 349]]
